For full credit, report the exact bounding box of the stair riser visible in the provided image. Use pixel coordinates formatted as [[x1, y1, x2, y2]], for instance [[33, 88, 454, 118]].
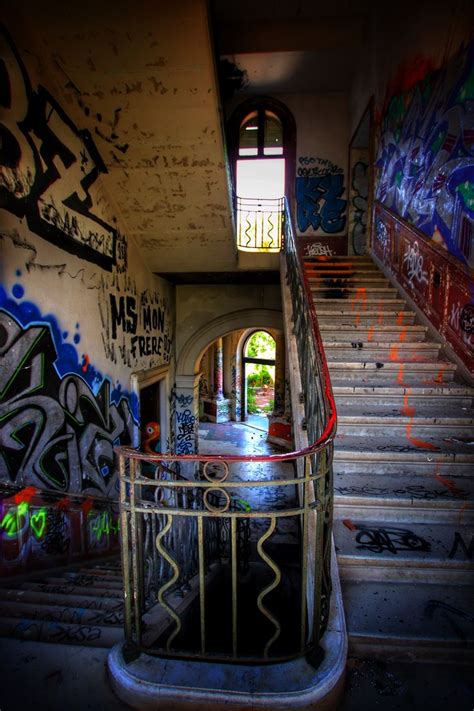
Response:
[[318, 314, 417, 325], [0, 600, 124, 626], [308, 278, 390, 287], [330, 370, 456, 383], [322, 331, 427, 342], [334, 395, 474, 408], [0, 616, 122, 647], [333, 461, 474, 476], [347, 638, 474, 664], [315, 301, 407, 312], [326, 347, 441, 360], [337, 422, 472, 437], [338, 565, 473, 585], [312, 289, 398, 300], [334, 504, 474, 525]]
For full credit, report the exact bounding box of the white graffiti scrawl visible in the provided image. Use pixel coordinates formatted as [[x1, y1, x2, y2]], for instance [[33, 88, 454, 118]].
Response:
[[403, 241, 428, 288]]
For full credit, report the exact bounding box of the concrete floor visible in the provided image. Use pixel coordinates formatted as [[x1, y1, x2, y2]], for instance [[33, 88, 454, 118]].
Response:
[[1, 422, 472, 710]]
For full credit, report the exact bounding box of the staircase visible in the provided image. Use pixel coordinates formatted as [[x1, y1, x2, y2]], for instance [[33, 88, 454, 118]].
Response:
[[0, 559, 124, 648], [304, 254, 474, 663]]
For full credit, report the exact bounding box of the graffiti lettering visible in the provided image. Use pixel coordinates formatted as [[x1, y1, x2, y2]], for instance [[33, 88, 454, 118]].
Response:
[[403, 241, 428, 287], [304, 242, 336, 257], [375, 218, 389, 253], [110, 295, 138, 339], [0, 27, 119, 271], [353, 525, 431, 554], [448, 531, 473, 560], [351, 161, 368, 255], [0, 309, 134, 495], [297, 156, 343, 177], [296, 175, 347, 233]]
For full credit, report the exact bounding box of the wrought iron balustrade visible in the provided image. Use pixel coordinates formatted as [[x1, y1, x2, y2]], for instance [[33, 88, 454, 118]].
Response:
[[115, 201, 337, 665], [236, 195, 284, 252]]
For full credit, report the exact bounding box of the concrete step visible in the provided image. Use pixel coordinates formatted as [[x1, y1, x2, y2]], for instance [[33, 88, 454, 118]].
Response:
[[19, 582, 124, 599], [328, 360, 457, 383], [0, 599, 124, 626], [317, 311, 417, 326], [325, 341, 441, 361], [341, 580, 474, 662], [334, 433, 474, 459], [308, 275, 390, 286], [321, 324, 428, 342], [0, 587, 124, 611], [314, 298, 409, 311], [0, 615, 123, 647], [334, 518, 474, 583], [334, 472, 474, 508], [336, 408, 474, 438], [46, 574, 123, 590], [332, 383, 474, 408], [311, 287, 399, 300]]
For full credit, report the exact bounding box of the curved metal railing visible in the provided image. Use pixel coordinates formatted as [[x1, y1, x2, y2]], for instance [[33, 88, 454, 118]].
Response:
[[115, 201, 337, 664]]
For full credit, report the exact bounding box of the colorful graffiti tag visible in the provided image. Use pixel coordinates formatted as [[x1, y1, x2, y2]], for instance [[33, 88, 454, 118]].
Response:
[[0, 487, 120, 573], [376, 40, 474, 266], [296, 174, 347, 234], [0, 287, 136, 496]]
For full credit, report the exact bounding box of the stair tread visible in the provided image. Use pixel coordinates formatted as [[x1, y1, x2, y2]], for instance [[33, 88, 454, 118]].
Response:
[[341, 580, 474, 641], [329, 359, 456, 368], [332, 384, 474, 395], [334, 434, 474, 460], [334, 518, 473, 567], [334, 472, 474, 504]]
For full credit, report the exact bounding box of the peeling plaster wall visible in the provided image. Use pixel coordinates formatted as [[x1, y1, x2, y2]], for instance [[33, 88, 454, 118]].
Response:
[[0, 22, 175, 573], [2, 0, 235, 274]]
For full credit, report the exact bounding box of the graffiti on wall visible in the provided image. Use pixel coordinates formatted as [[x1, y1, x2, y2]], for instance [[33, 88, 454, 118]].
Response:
[[0, 26, 122, 271], [0, 487, 120, 572], [403, 241, 429, 288], [0, 292, 136, 496], [297, 156, 343, 178], [296, 174, 347, 234], [376, 40, 474, 266], [350, 161, 369, 255], [100, 283, 172, 369]]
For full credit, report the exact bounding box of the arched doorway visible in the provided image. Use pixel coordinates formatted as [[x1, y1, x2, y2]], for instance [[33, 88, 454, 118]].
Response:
[[243, 330, 276, 428]]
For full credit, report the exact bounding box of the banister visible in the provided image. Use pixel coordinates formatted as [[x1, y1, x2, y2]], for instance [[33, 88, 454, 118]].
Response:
[[115, 201, 336, 466], [114, 198, 337, 664]]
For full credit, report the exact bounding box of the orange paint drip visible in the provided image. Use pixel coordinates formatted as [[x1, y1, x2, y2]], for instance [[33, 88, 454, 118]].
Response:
[[396, 311, 405, 326], [377, 308, 384, 326], [82, 354, 90, 373], [434, 365, 447, 383], [435, 473, 466, 498], [406, 418, 439, 450], [400, 387, 415, 417], [397, 364, 405, 385], [342, 518, 357, 531], [367, 325, 375, 342], [399, 326, 408, 343], [389, 345, 399, 361]]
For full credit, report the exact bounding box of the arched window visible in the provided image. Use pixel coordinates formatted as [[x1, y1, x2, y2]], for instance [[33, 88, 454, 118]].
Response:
[[228, 98, 296, 253]]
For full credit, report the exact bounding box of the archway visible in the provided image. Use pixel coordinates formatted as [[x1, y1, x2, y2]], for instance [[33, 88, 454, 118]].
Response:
[[243, 330, 276, 427]]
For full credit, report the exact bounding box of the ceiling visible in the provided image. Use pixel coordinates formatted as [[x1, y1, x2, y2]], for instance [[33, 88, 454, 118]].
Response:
[[3, 0, 372, 274]]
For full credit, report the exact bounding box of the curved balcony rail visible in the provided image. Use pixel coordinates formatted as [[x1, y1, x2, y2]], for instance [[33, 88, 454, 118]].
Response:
[[115, 201, 337, 664], [236, 195, 284, 253]]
